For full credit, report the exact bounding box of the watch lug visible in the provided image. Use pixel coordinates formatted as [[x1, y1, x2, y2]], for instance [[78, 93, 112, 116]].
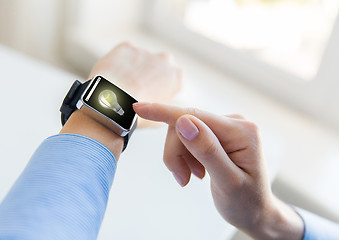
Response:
[[76, 99, 83, 109], [120, 131, 128, 137]]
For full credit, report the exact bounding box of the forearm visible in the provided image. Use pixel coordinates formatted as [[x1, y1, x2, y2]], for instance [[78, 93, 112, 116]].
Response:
[[0, 110, 124, 240]]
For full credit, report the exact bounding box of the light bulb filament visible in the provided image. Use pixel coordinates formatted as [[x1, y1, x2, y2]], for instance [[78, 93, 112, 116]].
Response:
[[98, 90, 124, 116]]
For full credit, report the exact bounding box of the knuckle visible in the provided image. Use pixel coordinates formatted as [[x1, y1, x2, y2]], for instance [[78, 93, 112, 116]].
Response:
[[185, 107, 199, 117], [158, 52, 172, 60], [120, 41, 133, 47], [244, 121, 259, 133], [202, 140, 219, 158], [232, 114, 246, 119], [116, 41, 136, 51], [243, 121, 261, 144], [224, 113, 246, 120]]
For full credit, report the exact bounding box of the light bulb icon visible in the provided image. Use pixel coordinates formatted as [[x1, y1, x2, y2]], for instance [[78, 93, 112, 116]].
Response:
[[98, 89, 124, 116]]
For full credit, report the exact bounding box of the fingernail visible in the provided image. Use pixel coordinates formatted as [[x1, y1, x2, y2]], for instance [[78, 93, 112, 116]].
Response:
[[172, 172, 185, 187], [177, 116, 199, 141], [191, 169, 205, 179], [133, 102, 151, 108]]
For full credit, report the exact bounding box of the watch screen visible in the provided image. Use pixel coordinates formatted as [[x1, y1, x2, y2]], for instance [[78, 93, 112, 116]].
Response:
[[83, 76, 137, 130]]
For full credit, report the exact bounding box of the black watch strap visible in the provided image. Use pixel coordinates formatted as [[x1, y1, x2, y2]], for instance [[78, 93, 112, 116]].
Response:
[[60, 80, 136, 152], [60, 80, 90, 125], [123, 117, 137, 151]]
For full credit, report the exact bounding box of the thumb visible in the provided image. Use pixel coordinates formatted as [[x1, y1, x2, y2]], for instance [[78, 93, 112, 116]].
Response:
[[175, 115, 241, 181]]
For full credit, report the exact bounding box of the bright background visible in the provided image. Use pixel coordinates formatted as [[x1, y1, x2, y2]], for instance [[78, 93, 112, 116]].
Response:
[[1, 0, 339, 239]]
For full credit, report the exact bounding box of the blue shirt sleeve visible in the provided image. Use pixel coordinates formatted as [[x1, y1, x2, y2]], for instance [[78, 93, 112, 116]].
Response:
[[0, 134, 117, 240], [296, 208, 339, 240]]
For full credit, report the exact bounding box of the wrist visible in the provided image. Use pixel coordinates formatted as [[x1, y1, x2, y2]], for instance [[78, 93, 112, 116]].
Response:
[[59, 109, 124, 160], [247, 195, 304, 240]]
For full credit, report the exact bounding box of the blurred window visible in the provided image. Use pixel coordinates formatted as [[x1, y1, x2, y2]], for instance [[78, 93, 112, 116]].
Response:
[[145, 0, 339, 128], [183, 0, 339, 80]]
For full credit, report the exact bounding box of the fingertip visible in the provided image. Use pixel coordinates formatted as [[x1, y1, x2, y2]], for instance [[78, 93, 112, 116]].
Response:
[[133, 102, 151, 115], [191, 168, 206, 180], [133, 102, 151, 108], [172, 172, 189, 187]]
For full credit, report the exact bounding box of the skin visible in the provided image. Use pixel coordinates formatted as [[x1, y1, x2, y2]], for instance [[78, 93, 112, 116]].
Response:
[[89, 42, 182, 128], [60, 109, 125, 159], [60, 42, 304, 239], [60, 41, 183, 156], [133, 102, 305, 240]]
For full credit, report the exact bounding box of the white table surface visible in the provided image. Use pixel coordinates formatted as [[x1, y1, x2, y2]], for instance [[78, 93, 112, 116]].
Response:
[[0, 45, 236, 240]]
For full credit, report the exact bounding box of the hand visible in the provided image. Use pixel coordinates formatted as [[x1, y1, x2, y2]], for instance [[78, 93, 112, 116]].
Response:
[[89, 42, 183, 127], [133, 102, 304, 240]]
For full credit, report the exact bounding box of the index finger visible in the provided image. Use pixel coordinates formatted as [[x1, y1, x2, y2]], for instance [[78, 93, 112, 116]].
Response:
[[133, 102, 253, 153], [134, 102, 217, 126]]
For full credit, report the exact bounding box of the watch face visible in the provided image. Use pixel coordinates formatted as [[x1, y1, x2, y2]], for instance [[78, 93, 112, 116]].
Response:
[[82, 76, 137, 130]]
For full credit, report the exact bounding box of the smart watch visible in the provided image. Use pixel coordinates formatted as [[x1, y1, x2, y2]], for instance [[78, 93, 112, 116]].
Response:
[[60, 75, 138, 151]]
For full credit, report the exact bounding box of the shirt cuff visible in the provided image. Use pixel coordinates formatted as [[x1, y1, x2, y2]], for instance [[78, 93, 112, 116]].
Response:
[[295, 207, 339, 240]]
